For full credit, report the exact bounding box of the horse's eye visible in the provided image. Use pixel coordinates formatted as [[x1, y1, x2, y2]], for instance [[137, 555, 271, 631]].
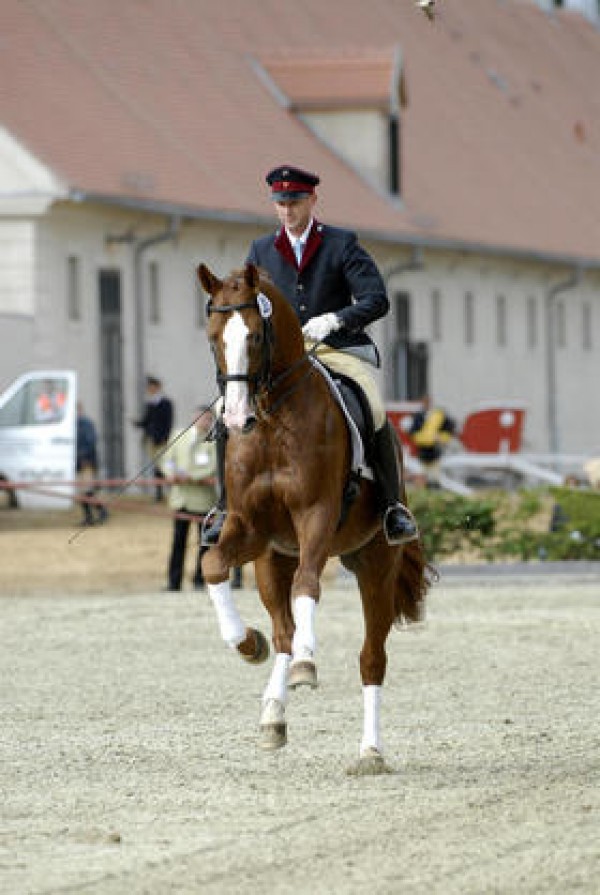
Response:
[[248, 332, 262, 347]]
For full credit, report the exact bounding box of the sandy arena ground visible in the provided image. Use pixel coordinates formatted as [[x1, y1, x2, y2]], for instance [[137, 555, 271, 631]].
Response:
[[1, 505, 599, 894]]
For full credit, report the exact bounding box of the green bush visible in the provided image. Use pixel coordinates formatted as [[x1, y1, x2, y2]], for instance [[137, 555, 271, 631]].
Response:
[[409, 490, 497, 560], [409, 486, 600, 563]]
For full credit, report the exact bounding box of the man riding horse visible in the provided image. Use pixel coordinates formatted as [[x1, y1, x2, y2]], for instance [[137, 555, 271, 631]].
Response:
[[203, 164, 418, 548]]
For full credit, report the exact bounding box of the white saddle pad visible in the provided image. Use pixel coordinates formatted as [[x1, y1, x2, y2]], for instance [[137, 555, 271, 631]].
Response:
[[309, 356, 373, 481]]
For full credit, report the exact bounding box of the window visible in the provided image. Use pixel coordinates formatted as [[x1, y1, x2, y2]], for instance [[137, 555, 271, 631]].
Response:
[[0, 376, 69, 427], [148, 261, 160, 324], [526, 297, 538, 348], [582, 302, 592, 349], [67, 256, 81, 321], [431, 288, 442, 341], [496, 294, 507, 347], [464, 291, 475, 345]]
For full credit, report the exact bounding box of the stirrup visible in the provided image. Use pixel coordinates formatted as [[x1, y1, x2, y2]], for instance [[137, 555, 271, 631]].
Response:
[[383, 502, 419, 546], [201, 506, 226, 546]]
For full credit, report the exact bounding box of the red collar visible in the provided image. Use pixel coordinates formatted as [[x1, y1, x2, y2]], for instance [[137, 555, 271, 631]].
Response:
[[274, 221, 324, 271]]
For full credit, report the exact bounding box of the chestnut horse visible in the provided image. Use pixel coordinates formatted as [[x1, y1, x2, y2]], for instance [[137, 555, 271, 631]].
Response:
[[198, 262, 431, 774]]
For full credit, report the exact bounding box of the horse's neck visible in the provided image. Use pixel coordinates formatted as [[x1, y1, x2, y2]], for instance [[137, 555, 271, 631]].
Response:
[[264, 287, 305, 370]]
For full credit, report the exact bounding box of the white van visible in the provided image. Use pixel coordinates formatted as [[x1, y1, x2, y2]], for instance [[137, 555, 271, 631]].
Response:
[[0, 370, 77, 509]]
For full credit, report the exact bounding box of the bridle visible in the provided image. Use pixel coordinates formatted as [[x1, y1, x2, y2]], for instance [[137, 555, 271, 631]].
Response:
[[206, 296, 275, 394], [206, 292, 313, 421]]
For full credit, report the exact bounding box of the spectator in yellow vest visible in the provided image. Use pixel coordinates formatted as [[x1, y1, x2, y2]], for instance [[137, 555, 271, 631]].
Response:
[[161, 406, 217, 591], [409, 395, 456, 487]]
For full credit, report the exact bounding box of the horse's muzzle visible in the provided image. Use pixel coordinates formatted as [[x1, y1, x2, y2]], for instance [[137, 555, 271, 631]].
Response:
[[223, 411, 257, 434]]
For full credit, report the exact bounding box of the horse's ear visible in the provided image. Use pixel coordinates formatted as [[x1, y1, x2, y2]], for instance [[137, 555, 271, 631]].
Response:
[[244, 262, 260, 289], [197, 263, 222, 296]]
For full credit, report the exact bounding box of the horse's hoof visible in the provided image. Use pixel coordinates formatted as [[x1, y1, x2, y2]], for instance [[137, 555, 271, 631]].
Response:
[[259, 699, 287, 750], [259, 721, 287, 751], [346, 748, 393, 776], [239, 628, 270, 665], [288, 659, 318, 689]]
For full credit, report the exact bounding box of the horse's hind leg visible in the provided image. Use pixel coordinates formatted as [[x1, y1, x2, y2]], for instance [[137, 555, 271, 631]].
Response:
[[342, 537, 399, 774], [254, 549, 297, 750]]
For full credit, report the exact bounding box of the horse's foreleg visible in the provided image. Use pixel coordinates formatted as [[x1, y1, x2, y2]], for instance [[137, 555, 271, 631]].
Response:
[[288, 595, 319, 689], [205, 516, 269, 663], [288, 511, 335, 689], [259, 652, 291, 750], [253, 549, 296, 747], [208, 579, 267, 661]]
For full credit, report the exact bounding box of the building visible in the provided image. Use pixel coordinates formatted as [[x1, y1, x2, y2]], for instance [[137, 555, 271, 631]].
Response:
[[1, 0, 599, 477]]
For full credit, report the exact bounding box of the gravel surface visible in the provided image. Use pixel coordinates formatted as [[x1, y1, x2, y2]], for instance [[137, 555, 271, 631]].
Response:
[[1, 572, 599, 894]]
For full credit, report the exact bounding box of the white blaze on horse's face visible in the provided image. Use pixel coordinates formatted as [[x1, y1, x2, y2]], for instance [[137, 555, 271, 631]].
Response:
[[222, 312, 253, 430]]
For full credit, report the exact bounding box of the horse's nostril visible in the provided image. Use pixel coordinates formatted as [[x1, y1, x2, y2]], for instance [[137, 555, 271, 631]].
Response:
[[242, 416, 257, 434]]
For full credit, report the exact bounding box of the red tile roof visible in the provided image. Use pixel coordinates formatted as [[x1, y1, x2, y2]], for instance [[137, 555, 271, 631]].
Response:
[[258, 48, 407, 111], [2, 0, 599, 262]]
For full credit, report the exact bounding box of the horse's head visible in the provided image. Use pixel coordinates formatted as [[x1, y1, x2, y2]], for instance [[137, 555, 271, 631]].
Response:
[[198, 262, 281, 432]]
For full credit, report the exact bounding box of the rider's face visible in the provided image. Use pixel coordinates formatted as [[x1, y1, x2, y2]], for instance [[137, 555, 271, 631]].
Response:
[[274, 194, 317, 237]]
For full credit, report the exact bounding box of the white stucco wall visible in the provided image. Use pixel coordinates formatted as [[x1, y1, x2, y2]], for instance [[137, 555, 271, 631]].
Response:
[[302, 109, 389, 191], [2, 198, 598, 476], [386, 252, 600, 455], [0, 220, 36, 315], [31, 203, 269, 476]]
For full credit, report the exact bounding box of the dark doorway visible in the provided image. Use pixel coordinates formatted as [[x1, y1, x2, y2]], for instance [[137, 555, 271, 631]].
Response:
[[99, 270, 125, 478], [391, 292, 429, 400]]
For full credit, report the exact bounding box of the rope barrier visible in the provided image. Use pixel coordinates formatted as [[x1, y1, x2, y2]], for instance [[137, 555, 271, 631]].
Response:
[[0, 477, 183, 491], [0, 479, 212, 523]]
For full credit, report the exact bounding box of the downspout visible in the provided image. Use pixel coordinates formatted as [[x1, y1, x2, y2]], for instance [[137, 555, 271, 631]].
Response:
[[545, 268, 581, 459], [384, 246, 424, 282], [133, 216, 181, 416]]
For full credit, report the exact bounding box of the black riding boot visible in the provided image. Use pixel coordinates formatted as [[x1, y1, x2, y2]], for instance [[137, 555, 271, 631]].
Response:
[[370, 421, 419, 546], [201, 417, 228, 546]]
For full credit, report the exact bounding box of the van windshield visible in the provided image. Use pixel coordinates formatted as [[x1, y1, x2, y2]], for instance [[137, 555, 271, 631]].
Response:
[[0, 376, 69, 427]]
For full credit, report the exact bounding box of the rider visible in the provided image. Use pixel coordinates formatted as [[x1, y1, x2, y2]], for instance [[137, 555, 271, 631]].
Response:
[[202, 164, 418, 547]]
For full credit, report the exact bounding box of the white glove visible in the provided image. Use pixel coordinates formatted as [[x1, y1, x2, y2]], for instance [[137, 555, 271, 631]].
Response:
[[302, 313, 342, 342]]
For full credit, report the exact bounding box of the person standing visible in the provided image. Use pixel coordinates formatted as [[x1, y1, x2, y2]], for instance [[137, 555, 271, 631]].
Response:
[[161, 406, 217, 591], [76, 401, 108, 526], [35, 379, 66, 423], [408, 394, 456, 487], [134, 375, 173, 502], [202, 164, 418, 548]]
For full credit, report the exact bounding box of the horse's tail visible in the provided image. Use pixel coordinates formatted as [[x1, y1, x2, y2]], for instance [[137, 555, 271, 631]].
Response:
[[394, 538, 437, 626]]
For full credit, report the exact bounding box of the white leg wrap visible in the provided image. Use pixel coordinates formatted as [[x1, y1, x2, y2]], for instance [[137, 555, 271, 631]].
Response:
[[360, 685, 382, 754], [292, 595, 316, 660], [208, 581, 245, 648], [262, 653, 291, 705], [260, 697, 286, 726]]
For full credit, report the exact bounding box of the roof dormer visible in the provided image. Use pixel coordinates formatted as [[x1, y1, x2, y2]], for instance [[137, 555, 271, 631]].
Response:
[[252, 47, 408, 199]]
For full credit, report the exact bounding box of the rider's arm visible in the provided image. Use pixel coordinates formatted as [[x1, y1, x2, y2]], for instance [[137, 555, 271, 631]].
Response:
[[335, 233, 389, 333]]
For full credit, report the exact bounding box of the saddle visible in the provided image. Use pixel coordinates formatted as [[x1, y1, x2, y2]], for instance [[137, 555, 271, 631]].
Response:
[[310, 358, 376, 528]]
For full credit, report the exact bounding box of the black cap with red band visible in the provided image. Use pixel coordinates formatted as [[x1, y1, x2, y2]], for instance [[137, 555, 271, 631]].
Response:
[[266, 165, 320, 200]]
